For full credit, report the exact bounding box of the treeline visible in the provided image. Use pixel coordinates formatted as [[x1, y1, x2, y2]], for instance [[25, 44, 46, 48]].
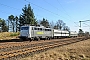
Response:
[[0, 18, 8, 32], [0, 4, 70, 32], [78, 29, 90, 37]]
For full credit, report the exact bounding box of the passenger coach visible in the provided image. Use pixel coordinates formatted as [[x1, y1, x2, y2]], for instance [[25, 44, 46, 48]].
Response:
[[70, 31, 78, 37], [53, 29, 69, 38]]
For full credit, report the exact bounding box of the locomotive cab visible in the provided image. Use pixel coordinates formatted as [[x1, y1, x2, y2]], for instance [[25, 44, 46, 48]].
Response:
[[19, 26, 33, 41]]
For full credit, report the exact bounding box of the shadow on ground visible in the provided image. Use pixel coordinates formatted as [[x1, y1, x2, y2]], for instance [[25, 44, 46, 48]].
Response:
[[0, 39, 29, 43]]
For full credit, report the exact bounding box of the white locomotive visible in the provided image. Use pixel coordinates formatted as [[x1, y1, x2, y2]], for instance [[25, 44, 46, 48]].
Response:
[[19, 25, 78, 41]]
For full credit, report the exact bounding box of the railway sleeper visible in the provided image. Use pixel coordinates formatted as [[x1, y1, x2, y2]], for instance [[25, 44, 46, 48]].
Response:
[[0, 40, 68, 51], [0, 37, 89, 60]]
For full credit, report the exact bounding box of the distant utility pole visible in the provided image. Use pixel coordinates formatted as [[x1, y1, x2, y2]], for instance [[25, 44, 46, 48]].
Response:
[[79, 20, 90, 28]]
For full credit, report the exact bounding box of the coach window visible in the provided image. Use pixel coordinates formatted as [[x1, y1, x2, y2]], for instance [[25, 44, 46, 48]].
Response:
[[34, 28, 36, 30], [47, 29, 49, 31], [45, 29, 47, 31], [42, 28, 45, 31], [49, 29, 51, 31], [34, 28, 37, 30], [47, 29, 48, 31], [45, 29, 46, 31], [40, 28, 42, 31], [61, 32, 62, 34], [48, 29, 49, 31], [32, 27, 33, 30], [37, 28, 39, 30]]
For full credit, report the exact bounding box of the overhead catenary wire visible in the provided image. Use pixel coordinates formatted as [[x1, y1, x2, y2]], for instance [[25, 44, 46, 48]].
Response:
[[83, 23, 90, 27], [74, 22, 80, 27], [44, 0, 71, 18], [0, 2, 22, 18], [0, 2, 52, 31], [43, 0, 60, 11], [0, 0, 83, 29], [0, 2, 48, 20], [24, 0, 72, 20], [0, 1, 55, 21], [43, 0, 70, 19], [83, 23, 90, 32], [0, 0, 77, 23], [56, 0, 72, 19], [0, 3, 21, 11], [26, 0, 90, 32], [43, 0, 79, 27], [0, 10, 10, 15]]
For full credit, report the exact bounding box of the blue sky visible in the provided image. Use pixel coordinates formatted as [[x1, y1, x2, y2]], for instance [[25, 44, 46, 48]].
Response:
[[0, 0, 90, 32]]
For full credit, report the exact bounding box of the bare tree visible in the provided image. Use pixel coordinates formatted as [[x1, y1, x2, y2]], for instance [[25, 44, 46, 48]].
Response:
[[54, 25, 58, 29], [50, 21, 54, 28], [63, 26, 70, 31], [56, 20, 65, 30]]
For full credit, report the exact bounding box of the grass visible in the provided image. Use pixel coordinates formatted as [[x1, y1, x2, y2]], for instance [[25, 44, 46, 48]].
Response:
[[21, 39, 90, 60], [10, 32, 20, 36], [0, 32, 20, 40]]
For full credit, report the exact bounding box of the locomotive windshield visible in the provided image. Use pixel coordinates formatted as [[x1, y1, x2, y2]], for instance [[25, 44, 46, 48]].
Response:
[[21, 27, 29, 30]]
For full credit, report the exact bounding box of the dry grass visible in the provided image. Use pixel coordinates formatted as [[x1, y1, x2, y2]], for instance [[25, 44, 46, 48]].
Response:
[[0, 32, 20, 40], [21, 39, 90, 60]]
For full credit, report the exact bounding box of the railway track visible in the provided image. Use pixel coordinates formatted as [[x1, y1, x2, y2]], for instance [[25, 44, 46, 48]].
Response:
[[0, 37, 82, 52], [0, 37, 89, 60]]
